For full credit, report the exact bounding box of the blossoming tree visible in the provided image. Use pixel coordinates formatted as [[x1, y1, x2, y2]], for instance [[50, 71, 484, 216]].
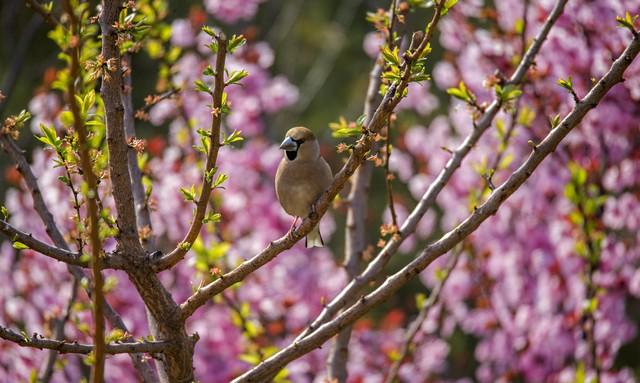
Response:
[[1, 0, 639, 382]]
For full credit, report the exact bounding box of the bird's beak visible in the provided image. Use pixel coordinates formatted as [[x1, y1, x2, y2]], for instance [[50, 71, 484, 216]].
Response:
[[279, 136, 298, 151]]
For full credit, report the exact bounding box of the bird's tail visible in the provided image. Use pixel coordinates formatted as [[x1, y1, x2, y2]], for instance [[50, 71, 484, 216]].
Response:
[[305, 224, 324, 248]]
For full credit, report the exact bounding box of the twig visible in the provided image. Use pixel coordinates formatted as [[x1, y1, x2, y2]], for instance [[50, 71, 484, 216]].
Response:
[[0, 219, 87, 266], [62, 0, 105, 379], [295, 0, 568, 342], [232, 30, 640, 382], [154, 33, 227, 270], [0, 325, 170, 354], [384, 250, 461, 383]]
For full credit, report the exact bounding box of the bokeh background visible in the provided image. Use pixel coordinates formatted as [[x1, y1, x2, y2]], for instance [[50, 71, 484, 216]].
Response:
[[1, 0, 640, 382]]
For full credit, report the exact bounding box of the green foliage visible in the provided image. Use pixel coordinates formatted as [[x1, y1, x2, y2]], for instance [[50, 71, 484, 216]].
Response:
[[447, 81, 477, 104], [228, 34, 247, 53], [557, 76, 574, 92], [381, 46, 401, 67], [549, 113, 562, 129], [223, 130, 244, 146], [495, 84, 522, 102], [214, 173, 229, 188], [441, 0, 458, 16], [36, 124, 63, 150], [12, 241, 29, 250], [192, 238, 229, 273], [517, 106, 536, 127], [194, 80, 212, 94], [328, 116, 362, 138], [226, 69, 249, 86], [616, 11, 639, 33], [180, 185, 197, 202]]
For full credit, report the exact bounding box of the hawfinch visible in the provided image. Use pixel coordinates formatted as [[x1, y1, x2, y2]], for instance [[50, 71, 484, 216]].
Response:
[[275, 127, 333, 248]]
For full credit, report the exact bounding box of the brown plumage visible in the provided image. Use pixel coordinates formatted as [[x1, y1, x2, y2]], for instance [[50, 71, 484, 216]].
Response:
[[275, 127, 333, 248]]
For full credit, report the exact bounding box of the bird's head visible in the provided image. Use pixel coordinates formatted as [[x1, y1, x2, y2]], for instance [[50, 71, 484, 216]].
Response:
[[279, 126, 320, 161]]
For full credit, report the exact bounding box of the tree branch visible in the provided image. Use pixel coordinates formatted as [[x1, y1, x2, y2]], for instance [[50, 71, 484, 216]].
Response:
[[0, 325, 170, 355], [0, 219, 87, 266], [99, 0, 143, 254], [153, 33, 227, 270], [296, 0, 568, 341], [232, 30, 640, 382]]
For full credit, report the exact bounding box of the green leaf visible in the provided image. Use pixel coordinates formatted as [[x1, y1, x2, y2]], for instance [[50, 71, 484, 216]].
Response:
[[496, 84, 522, 102], [194, 80, 211, 94], [517, 106, 536, 127], [616, 11, 638, 32], [239, 353, 261, 365], [107, 328, 126, 343], [205, 167, 217, 183], [1, 206, 8, 220], [214, 173, 229, 188], [202, 25, 217, 37], [557, 76, 573, 92], [498, 153, 514, 170], [447, 81, 474, 103], [203, 65, 215, 76], [226, 69, 249, 86], [441, 0, 458, 15], [203, 212, 221, 224], [57, 175, 71, 186], [381, 45, 401, 67], [180, 185, 196, 202], [550, 113, 562, 129], [12, 241, 29, 250], [228, 34, 247, 53], [223, 130, 244, 145]]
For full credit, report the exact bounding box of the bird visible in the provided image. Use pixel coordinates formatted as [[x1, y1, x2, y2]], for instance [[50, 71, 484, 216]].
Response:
[[275, 126, 333, 248]]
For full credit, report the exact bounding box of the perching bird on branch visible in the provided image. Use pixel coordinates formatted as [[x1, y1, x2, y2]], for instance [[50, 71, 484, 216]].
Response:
[[275, 127, 333, 248]]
